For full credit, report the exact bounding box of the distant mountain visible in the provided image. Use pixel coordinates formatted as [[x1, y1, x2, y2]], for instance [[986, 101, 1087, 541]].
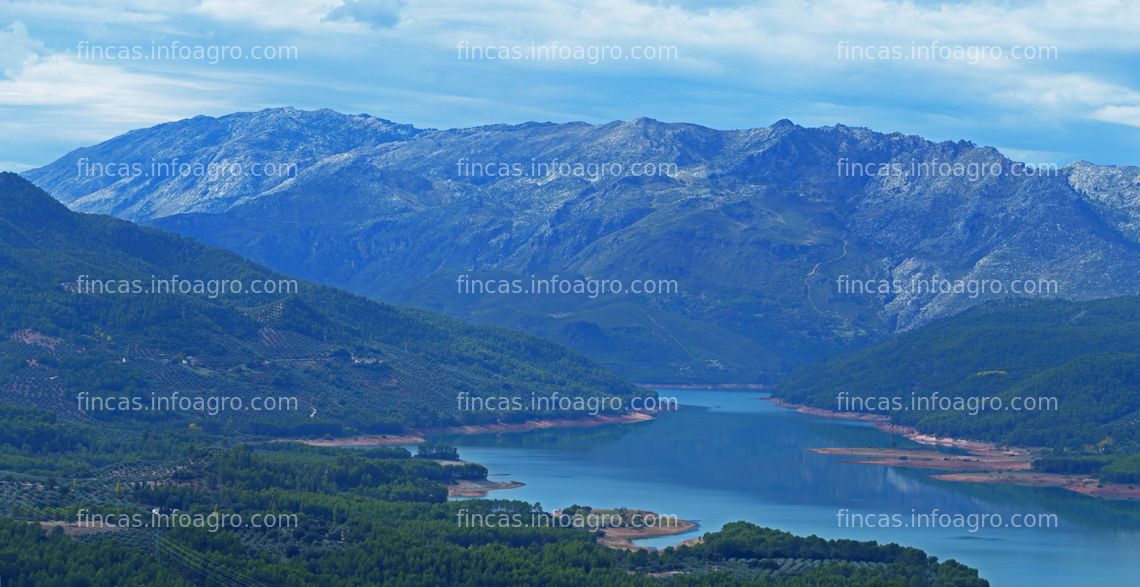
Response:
[[24, 109, 1140, 383], [0, 172, 637, 436], [27, 108, 423, 221]]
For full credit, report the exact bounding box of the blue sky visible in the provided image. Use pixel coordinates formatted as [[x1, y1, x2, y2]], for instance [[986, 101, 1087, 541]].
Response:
[[1, 0, 1138, 170]]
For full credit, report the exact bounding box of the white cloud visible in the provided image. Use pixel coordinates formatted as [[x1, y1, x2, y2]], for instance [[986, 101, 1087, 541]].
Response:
[[0, 21, 43, 76], [993, 146, 1074, 166], [192, 0, 364, 32], [1090, 105, 1140, 128], [0, 54, 210, 110], [0, 45, 229, 146], [325, 0, 405, 29], [1, 1, 181, 26], [1, 0, 1139, 165], [987, 73, 1140, 128]]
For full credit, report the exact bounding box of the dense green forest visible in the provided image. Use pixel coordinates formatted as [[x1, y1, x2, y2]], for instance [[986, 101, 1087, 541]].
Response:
[[776, 295, 1140, 482], [0, 409, 987, 586], [0, 172, 639, 436]]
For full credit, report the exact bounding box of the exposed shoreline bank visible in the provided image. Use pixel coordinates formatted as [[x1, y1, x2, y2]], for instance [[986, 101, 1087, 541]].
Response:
[[637, 383, 772, 390], [598, 517, 700, 550], [765, 397, 1140, 501], [292, 411, 655, 449], [447, 478, 526, 498], [547, 508, 699, 551], [764, 397, 1022, 457]]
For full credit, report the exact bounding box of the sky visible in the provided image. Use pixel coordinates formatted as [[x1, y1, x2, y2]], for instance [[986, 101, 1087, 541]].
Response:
[[1, 0, 1138, 170]]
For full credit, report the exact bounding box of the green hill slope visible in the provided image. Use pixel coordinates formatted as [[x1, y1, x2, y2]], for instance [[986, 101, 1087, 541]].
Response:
[[776, 296, 1140, 478], [0, 172, 638, 437]]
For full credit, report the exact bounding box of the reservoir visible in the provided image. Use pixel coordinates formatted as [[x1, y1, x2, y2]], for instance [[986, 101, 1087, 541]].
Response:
[[438, 389, 1140, 587]]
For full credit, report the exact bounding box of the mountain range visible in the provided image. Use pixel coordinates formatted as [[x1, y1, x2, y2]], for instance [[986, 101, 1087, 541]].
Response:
[[24, 108, 1140, 382]]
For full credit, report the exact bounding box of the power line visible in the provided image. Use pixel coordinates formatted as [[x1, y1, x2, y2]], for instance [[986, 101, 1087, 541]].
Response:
[[158, 535, 264, 587]]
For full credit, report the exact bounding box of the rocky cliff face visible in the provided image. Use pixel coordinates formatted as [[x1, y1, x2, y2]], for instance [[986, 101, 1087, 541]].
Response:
[[24, 109, 1140, 382]]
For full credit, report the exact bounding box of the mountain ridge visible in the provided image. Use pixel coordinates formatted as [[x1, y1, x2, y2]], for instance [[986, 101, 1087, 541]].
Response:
[[22, 109, 1140, 383]]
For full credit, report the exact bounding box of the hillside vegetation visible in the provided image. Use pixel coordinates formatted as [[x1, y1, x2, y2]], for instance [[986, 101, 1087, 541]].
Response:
[[0, 172, 638, 437], [776, 296, 1140, 480]]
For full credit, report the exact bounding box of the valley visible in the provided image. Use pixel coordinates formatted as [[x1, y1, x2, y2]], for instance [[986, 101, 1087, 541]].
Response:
[[25, 110, 1140, 383]]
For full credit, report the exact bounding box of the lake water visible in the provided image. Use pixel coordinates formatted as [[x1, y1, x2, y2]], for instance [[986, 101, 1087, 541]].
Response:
[[436, 389, 1140, 587]]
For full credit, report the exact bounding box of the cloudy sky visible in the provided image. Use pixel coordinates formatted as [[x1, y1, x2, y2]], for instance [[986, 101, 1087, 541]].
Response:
[[2, 0, 1138, 169]]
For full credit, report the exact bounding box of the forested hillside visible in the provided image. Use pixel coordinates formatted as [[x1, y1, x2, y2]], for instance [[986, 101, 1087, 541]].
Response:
[[0, 172, 637, 436], [0, 413, 987, 587], [776, 296, 1140, 481]]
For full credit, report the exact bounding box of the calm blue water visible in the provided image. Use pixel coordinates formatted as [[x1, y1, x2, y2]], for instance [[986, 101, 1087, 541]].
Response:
[[437, 389, 1140, 587]]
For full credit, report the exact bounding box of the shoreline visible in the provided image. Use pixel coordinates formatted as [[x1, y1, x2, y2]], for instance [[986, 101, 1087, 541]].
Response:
[[420, 411, 655, 436], [637, 383, 772, 390], [765, 397, 1025, 457], [930, 472, 1140, 500], [807, 447, 1032, 472], [766, 397, 1140, 501], [291, 411, 655, 448], [447, 478, 526, 498], [598, 517, 700, 550], [290, 412, 656, 500], [295, 433, 426, 448], [548, 508, 699, 551]]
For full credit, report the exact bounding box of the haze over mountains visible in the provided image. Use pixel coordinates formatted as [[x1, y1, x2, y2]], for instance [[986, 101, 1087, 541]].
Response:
[[24, 108, 1140, 383]]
